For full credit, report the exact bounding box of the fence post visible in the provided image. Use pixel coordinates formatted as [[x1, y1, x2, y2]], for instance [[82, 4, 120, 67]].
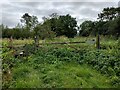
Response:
[[96, 33, 100, 49], [8, 36, 13, 49], [34, 35, 39, 51]]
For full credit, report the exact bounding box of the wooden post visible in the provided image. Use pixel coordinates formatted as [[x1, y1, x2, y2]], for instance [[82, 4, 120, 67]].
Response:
[[34, 36, 37, 45], [34, 35, 39, 51], [8, 36, 13, 49], [96, 33, 100, 49]]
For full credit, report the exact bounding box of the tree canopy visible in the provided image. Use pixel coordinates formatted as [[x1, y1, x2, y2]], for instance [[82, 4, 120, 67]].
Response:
[[79, 7, 120, 37], [1, 6, 120, 39]]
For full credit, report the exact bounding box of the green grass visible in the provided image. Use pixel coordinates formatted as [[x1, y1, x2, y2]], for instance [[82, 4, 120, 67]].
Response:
[[9, 61, 112, 88], [2, 36, 119, 88]]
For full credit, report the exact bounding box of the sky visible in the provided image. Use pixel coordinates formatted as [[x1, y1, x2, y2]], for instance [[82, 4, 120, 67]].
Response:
[[0, 0, 120, 28]]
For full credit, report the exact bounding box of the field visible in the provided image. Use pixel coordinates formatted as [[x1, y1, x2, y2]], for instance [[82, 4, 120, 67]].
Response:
[[1, 36, 120, 88]]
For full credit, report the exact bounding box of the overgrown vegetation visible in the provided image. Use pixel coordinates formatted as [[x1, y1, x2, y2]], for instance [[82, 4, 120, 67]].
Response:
[[1, 37, 120, 88], [1, 5, 120, 89]]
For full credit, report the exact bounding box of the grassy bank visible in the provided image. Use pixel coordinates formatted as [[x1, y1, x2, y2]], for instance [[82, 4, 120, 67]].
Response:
[[1, 36, 120, 88]]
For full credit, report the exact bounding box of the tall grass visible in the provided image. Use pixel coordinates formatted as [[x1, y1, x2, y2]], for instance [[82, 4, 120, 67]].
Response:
[[1, 36, 119, 88]]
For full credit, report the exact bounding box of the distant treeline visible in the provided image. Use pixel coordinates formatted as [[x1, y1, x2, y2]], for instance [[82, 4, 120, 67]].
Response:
[[80, 7, 120, 37], [1, 7, 120, 39]]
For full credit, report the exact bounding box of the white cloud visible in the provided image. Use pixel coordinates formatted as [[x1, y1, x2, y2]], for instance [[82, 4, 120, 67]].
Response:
[[1, 1, 119, 28]]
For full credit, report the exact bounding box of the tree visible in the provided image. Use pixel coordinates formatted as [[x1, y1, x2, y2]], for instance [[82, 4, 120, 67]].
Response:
[[94, 21, 108, 35], [34, 23, 56, 40], [79, 20, 95, 36], [97, 7, 120, 37], [106, 17, 120, 37], [57, 14, 77, 38], [21, 13, 32, 30], [21, 13, 38, 31], [20, 13, 39, 38], [98, 7, 120, 21], [1, 24, 5, 38], [31, 15, 39, 30], [43, 13, 77, 38]]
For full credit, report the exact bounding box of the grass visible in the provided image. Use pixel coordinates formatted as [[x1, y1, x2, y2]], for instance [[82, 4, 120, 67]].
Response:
[[9, 61, 112, 88], [1, 36, 119, 88], [0, 38, 34, 46], [0, 36, 92, 46]]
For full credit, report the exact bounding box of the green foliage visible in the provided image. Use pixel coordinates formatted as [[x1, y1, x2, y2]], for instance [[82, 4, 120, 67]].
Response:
[[2, 7, 120, 39], [34, 23, 56, 40], [98, 7, 120, 21], [79, 21, 95, 36], [2, 37, 120, 88], [21, 13, 38, 31], [8, 58, 112, 88], [2, 13, 77, 39], [2, 26, 33, 39], [2, 43, 15, 88], [23, 44, 36, 56], [42, 13, 77, 38], [80, 7, 120, 37]]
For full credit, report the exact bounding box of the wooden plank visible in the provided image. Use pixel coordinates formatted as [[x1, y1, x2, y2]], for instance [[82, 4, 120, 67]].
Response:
[[0, 41, 86, 48], [39, 41, 85, 45]]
